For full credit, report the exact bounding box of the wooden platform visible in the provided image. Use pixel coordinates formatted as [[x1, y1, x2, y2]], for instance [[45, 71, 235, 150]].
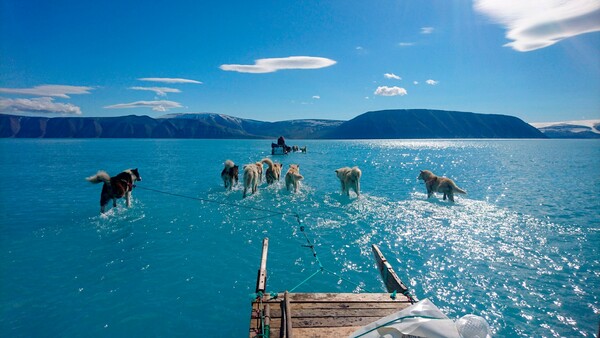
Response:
[[249, 292, 413, 338], [249, 238, 416, 337]]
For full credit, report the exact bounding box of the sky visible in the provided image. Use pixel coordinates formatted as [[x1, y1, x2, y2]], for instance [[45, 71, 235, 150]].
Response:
[[0, 0, 599, 123]]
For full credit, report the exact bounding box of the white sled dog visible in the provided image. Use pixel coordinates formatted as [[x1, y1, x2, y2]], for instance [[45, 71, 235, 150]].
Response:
[[243, 162, 263, 198], [417, 170, 466, 202], [285, 164, 303, 193], [261, 158, 282, 185], [335, 166, 362, 197], [221, 160, 239, 190]]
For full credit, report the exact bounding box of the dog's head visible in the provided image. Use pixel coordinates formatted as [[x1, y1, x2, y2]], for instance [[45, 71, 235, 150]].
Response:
[[131, 168, 142, 182], [417, 170, 433, 182]]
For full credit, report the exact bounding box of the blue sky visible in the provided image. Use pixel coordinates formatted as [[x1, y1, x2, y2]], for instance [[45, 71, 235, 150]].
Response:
[[1, 0, 599, 123]]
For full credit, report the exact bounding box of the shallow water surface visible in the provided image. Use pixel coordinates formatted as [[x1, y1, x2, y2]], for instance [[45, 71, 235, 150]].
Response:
[[0, 139, 598, 337]]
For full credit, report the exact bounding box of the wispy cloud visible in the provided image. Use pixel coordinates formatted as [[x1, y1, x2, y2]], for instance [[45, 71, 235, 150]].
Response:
[[129, 86, 181, 96], [384, 73, 402, 80], [398, 42, 415, 47], [474, 0, 600, 51], [138, 78, 202, 84], [374, 86, 407, 96], [104, 100, 182, 112], [0, 97, 82, 115], [220, 56, 337, 74], [421, 27, 434, 34], [312, 95, 321, 99], [413, 81, 419, 85], [426, 79, 439, 85], [0, 85, 93, 98]]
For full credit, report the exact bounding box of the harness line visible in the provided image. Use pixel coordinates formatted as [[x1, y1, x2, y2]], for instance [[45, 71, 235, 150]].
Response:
[[136, 184, 377, 295]]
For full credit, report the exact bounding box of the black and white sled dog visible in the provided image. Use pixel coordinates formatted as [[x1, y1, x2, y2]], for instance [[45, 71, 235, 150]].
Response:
[[86, 168, 142, 213]]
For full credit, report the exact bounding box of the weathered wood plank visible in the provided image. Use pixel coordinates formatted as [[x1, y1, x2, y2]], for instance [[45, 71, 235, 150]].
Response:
[[254, 314, 398, 329], [284, 291, 293, 338], [256, 238, 269, 293], [286, 301, 406, 310], [266, 307, 406, 319], [293, 327, 362, 337], [372, 244, 410, 295], [285, 293, 412, 303]]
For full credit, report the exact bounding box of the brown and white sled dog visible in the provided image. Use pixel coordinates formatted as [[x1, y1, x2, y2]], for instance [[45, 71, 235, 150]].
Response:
[[335, 166, 362, 197], [242, 162, 263, 198], [417, 170, 466, 202], [86, 168, 142, 213], [261, 158, 282, 185], [285, 164, 304, 193], [221, 160, 239, 190]]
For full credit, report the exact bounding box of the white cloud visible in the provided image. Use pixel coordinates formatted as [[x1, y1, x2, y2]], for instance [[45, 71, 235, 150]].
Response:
[[374, 86, 408, 96], [414, 81, 419, 85], [474, 0, 600, 51], [0, 97, 82, 114], [0, 85, 93, 98], [129, 86, 181, 96], [421, 27, 434, 34], [426, 79, 439, 85], [138, 78, 202, 84], [220, 56, 337, 73], [312, 95, 320, 99], [398, 42, 415, 47], [356, 46, 364, 50], [104, 100, 182, 112], [384, 73, 402, 80]]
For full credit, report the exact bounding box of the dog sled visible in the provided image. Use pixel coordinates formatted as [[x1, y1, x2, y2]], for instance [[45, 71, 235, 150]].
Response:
[[271, 143, 288, 155], [248, 239, 491, 337]]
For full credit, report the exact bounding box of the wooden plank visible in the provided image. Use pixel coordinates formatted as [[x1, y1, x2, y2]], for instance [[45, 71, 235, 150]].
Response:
[[256, 238, 269, 293], [258, 315, 386, 329], [287, 301, 406, 310], [264, 304, 271, 335], [286, 293, 411, 303], [372, 244, 414, 301], [284, 291, 293, 338], [293, 327, 362, 337], [266, 307, 406, 319]]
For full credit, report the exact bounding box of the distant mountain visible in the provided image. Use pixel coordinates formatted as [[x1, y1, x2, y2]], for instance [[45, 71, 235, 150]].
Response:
[[0, 109, 546, 139], [530, 120, 600, 138], [160, 113, 344, 139], [324, 109, 545, 139]]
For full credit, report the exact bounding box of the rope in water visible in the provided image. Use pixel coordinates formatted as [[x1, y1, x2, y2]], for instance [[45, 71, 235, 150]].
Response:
[[136, 185, 383, 294]]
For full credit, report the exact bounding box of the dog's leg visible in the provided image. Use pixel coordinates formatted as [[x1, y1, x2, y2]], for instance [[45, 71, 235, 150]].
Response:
[[101, 204, 106, 213], [443, 193, 447, 200], [126, 192, 131, 207], [448, 192, 454, 202]]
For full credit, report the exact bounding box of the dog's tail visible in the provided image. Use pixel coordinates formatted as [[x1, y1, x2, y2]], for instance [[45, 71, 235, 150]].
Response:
[[350, 166, 362, 180], [86, 170, 110, 184], [451, 181, 467, 194], [261, 158, 274, 169], [224, 159, 235, 168]]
